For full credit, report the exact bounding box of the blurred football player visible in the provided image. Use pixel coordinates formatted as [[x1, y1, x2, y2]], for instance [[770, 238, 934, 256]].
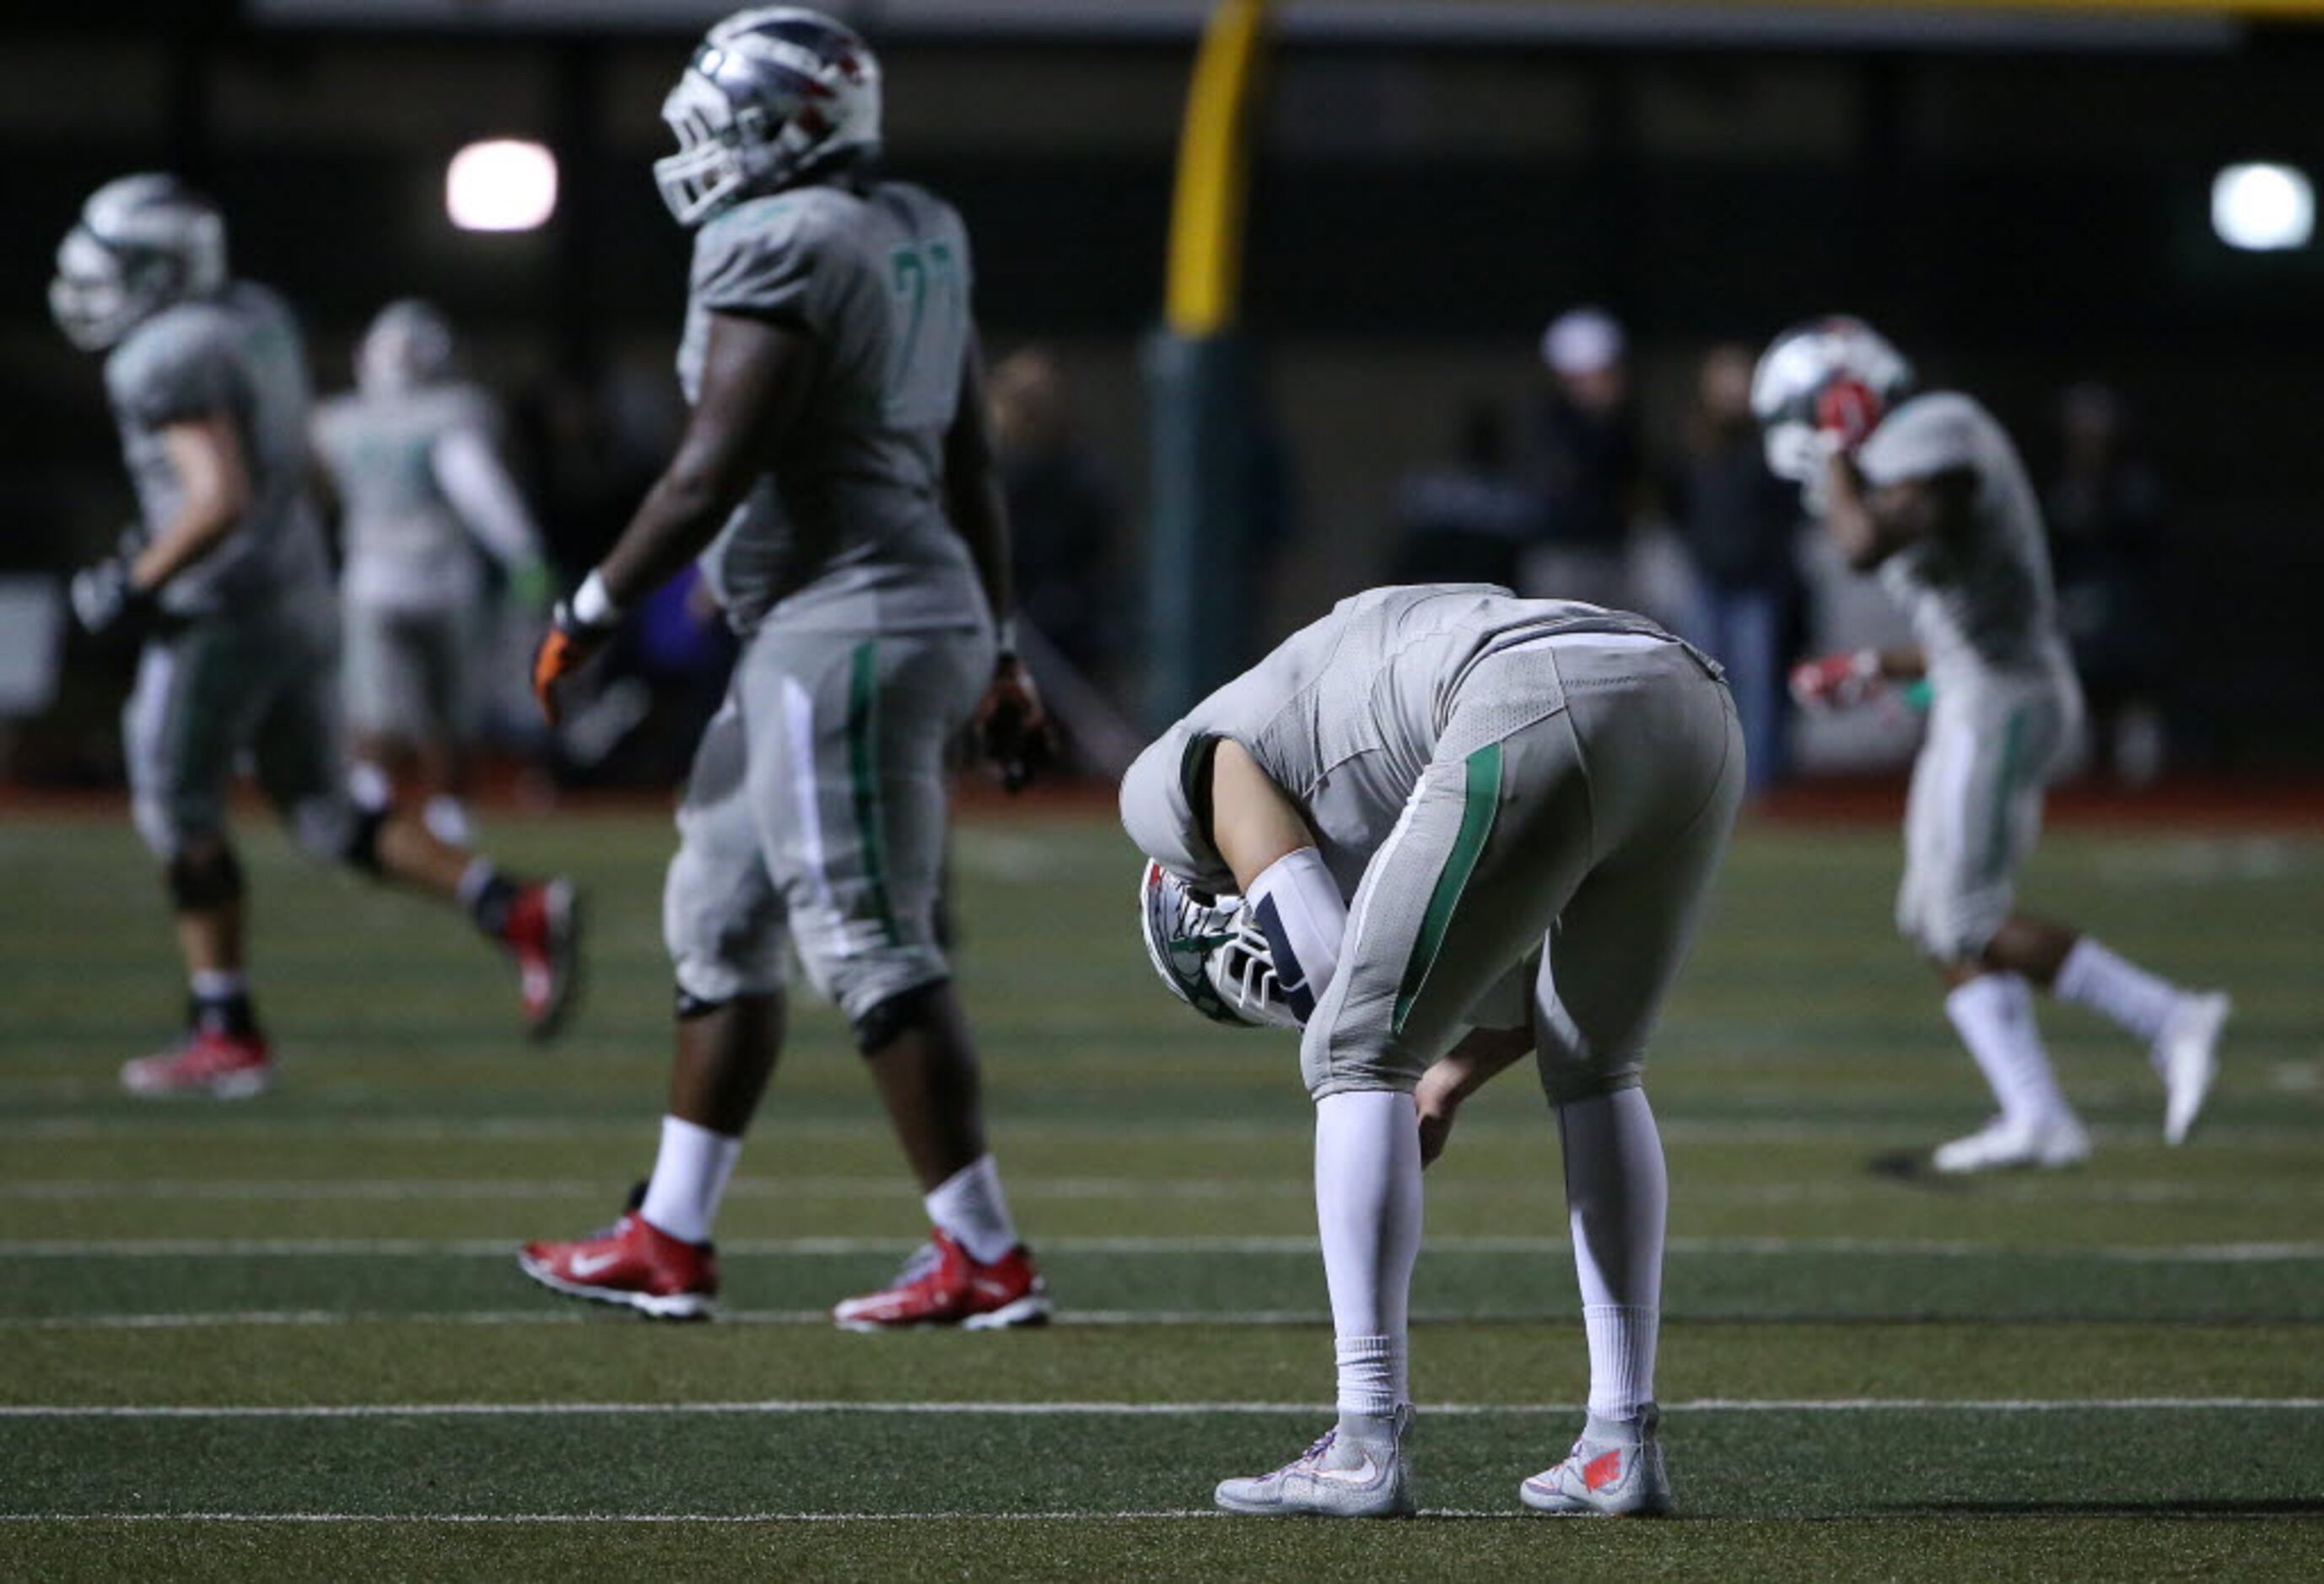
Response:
[[520, 9, 1050, 1328], [51, 175, 583, 1096], [1124, 584, 1744, 1518], [313, 299, 551, 847], [1756, 317, 2229, 1172]]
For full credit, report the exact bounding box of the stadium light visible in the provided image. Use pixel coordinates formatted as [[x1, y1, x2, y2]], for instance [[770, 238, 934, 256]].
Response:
[[2210, 162, 2313, 253], [445, 139, 559, 233]]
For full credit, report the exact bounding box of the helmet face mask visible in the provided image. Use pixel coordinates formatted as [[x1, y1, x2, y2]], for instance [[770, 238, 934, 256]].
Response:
[[654, 7, 883, 228], [49, 174, 226, 353], [1750, 315, 1914, 482]]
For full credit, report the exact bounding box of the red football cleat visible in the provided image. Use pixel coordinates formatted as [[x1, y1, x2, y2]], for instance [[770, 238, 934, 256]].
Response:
[[832, 1230, 1052, 1332], [501, 878, 582, 1041], [519, 1205, 718, 1320], [121, 1030, 273, 1099]]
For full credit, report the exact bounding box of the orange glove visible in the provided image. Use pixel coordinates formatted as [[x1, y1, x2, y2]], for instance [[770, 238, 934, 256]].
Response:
[[973, 654, 1054, 794], [532, 582, 620, 725]]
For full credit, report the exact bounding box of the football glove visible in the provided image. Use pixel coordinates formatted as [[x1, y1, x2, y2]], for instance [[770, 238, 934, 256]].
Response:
[[1814, 374, 1885, 451], [973, 654, 1055, 795], [68, 554, 154, 639], [532, 582, 620, 726], [1789, 649, 1887, 712]]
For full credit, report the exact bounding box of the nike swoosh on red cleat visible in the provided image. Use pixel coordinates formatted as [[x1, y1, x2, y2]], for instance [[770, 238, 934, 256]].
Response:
[[567, 1251, 622, 1279]]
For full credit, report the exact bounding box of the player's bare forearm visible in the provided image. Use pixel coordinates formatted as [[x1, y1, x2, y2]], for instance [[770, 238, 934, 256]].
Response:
[[1820, 450, 1903, 572], [594, 312, 813, 607], [1210, 740, 1317, 892], [1415, 1026, 1533, 1168], [131, 416, 251, 592], [943, 331, 1015, 628]]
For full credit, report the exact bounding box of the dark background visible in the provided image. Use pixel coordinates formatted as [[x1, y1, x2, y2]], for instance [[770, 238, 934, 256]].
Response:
[[5, 3, 2321, 767]]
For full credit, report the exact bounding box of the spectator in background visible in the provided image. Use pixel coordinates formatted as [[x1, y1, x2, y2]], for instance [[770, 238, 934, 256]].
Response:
[[989, 347, 1122, 692], [1669, 342, 1802, 792], [1388, 401, 1533, 589], [1527, 306, 1643, 610], [2046, 383, 2170, 785]]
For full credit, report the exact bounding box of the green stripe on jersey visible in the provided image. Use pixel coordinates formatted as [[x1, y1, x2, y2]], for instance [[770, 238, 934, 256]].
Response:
[[1394, 742, 1503, 1034], [846, 641, 901, 946]]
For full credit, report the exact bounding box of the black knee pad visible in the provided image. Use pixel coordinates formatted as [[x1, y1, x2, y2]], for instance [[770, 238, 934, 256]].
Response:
[[851, 980, 947, 1056], [166, 845, 244, 912], [341, 805, 390, 876], [674, 986, 730, 1021]]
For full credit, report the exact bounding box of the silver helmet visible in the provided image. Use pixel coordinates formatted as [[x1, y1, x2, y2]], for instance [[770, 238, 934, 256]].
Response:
[[357, 299, 457, 396], [654, 7, 882, 229], [50, 174, 228, 353], [1750, 315, 1915, 482]]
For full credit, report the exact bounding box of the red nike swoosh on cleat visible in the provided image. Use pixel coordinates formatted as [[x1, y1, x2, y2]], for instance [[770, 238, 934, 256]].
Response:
[[1583, 1449, 1624, 1491]]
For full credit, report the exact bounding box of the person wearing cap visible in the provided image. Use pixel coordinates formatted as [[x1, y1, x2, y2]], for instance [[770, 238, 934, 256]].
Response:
[[1526, 306, 1645, 612]]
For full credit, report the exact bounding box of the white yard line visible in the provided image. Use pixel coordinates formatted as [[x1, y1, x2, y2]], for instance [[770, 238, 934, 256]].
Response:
[[0, 1510, 1255, 1524], [2, 1235, 2317, 1261], [0, 1308, 1349, 1331], [5, 1176, 2312, 1205], [2, 1397, 2316, 1421], [3, 1116, 2316, 1145]]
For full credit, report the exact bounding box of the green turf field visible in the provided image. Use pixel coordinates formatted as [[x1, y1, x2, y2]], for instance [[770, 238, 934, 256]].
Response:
[[3, 807, 2320, 1580]]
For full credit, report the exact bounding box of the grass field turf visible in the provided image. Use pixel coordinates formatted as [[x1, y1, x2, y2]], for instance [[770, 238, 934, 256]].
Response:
[[3, 806, 2320, 1580]]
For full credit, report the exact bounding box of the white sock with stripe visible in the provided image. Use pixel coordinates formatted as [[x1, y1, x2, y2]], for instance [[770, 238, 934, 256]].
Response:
[[639, 1115, 742, 1245], [2052, 937, 2185, 1071], [1247, 848, 1346, 1025], [1314, 1090, 1422, 1416], [1558, 1089, 1666, 1420], [925, 1154, 1021, 1264], [1946, 973, 2072, 1124]]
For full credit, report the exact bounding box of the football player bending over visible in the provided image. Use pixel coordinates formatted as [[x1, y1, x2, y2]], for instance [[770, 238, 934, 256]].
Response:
[[1757, 318, 2228, 1172], [313, 299, 552, 849], [51, 176, 583, 1097], [521, 8, 1050, 1328], [1125, 583, 1744, 1517]]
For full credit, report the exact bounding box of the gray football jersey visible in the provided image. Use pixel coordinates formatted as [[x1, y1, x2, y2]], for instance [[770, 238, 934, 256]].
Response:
[[314, 381, 498, 608], [1120, 584, 1678, 897], [104, 283, 332, 618], [677, 180, 985, 635], [1856, 392, 2073, 692]]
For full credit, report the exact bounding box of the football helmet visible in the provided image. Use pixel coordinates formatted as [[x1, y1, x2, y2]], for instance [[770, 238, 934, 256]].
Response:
[[1137, 861, 1302, 1032], [357, 299, 457, 396], [50, 174, 227, 353], [654, 7, 883, 228], [1750, 315, 1914, 482]]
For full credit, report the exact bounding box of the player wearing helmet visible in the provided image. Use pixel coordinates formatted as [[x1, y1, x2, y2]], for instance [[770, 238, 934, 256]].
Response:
[[1755, 317, 2228, 1172], [520, 9, 1050, 1328], [51, 176, 583, 1096], [1124, 584, 1745, 1517], [313, 299, 550, 847]]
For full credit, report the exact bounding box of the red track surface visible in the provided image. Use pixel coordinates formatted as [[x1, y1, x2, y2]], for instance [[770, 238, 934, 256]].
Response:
[[3, 776, 2321, 830]]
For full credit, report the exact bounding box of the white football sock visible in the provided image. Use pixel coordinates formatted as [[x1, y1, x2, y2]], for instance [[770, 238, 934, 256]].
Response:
[[188, 968, 248, 1000], [1556, 1089, 1667, 1420], [1314, 1090, 1423, 1415], [1248, 848, 1347, 1026], [638, 1115, 742, 1245], [455, 858, 499, 912], [347, 760, 392, 814], [1945, 973, 2071, 1124], [925, 1154, 1021, 1264], [2053, 937, 2185, 1070], [423, 795, 473, 849]]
